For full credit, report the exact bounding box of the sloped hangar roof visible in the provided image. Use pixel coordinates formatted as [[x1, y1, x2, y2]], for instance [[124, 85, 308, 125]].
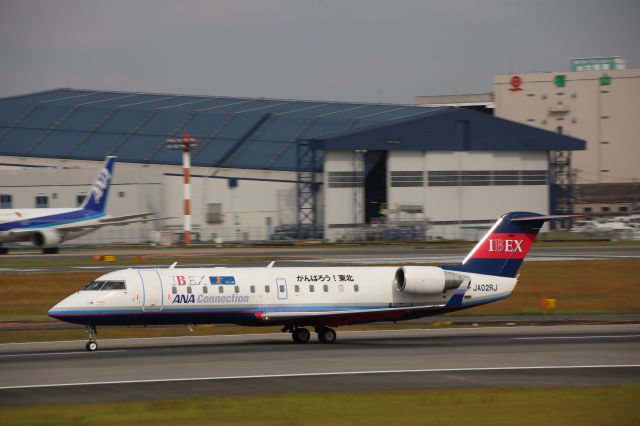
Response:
[[0, 89, 584, 172], [312, 107, 585, 151], [0, 88, 442, 171]]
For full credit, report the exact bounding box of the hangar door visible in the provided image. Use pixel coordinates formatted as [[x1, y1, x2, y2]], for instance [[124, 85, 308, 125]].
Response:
[[364, 151, 387, 223]]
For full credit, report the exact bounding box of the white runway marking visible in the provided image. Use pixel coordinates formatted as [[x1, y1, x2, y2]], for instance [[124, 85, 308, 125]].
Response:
[[0, 350, 128, 358], [1, 364, 638, 391], [515, 334, 640, 340]]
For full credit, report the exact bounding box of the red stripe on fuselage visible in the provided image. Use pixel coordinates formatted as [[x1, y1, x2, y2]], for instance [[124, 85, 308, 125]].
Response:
[[469, 232, 537, 259]]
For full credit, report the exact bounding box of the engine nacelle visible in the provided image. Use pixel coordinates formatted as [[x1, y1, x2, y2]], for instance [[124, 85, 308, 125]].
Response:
[[394, 266, 466, 295], [31, 229, 62, 248]]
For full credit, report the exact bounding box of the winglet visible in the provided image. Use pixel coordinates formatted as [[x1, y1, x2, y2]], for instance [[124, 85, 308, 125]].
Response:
[[267, 261, 275, 268], [81, 156, 116, 213]]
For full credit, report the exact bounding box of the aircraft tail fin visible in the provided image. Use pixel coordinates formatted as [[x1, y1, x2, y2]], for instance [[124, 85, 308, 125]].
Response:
[[80, 156, 116, 213], [443, 212, 576, 278]]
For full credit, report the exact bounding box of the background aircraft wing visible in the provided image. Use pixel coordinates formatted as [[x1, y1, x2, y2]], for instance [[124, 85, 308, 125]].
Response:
[[257, 303, 445, 326], [58, 216, 174, 232], [97, 212, 158, 223]]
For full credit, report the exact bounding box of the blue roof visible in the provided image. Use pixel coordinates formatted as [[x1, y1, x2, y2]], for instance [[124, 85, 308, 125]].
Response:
[[312, 108, 586, 151], [0, 89, 584, 171]]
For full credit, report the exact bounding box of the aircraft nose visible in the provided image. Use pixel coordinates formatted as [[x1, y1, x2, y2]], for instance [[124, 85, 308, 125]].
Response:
[[48, 293, 76, 317]]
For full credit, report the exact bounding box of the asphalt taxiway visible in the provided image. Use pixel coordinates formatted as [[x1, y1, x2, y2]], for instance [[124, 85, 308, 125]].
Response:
[[0, 324, 638, 405]]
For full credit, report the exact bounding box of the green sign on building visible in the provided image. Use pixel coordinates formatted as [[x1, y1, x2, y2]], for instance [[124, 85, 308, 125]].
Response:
[[570, 57, 625, 72]]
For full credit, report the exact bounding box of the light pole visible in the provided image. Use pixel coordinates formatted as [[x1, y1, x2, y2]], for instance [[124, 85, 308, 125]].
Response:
[[166, 134, 199, 245]]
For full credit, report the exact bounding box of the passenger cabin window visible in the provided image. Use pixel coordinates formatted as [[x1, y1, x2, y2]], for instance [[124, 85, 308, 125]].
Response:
[[250, 285, 255, 293], [234, 286, 240, 294], [83, 281, 126, 290], [186, 287, 192, 294], [218, 286, 224, 294], [203, 286, 208, 294], [265, 285, 270, 293], [172, 287, 177, 294], [309, 285, 315, 293], [338, 284, 344, 292], [354, 284, 359, 292], [294, 285, 300, 292], [323, 285, 329, 292], [279, 285, 285, 293]]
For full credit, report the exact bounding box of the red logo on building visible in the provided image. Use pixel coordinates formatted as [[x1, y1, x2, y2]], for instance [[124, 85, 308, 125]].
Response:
[[509, 75, 523, 91]]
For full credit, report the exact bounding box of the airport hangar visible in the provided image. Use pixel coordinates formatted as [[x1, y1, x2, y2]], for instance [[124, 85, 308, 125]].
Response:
[[0, 89, 584, 243]]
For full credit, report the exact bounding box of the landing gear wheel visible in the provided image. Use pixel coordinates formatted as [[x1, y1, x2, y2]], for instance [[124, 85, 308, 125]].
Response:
[[42, 247, 59, 254], [85, 324, 98, 351], [292, 327, 311, 343], [317, 327, 337, 344]]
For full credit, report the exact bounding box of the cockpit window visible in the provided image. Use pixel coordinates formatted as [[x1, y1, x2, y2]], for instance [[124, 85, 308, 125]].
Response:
[[102, 281, 126, 290], [83, 281, 105, 290], [82, 281, 126, 291]]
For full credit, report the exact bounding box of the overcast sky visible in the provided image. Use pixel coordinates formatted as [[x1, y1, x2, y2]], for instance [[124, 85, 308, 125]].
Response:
[[1, 0, 638, 104]]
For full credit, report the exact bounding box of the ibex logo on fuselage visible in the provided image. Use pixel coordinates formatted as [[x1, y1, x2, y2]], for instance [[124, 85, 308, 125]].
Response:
[[90, 168, 112, 203], [488, 239, 524, 253]]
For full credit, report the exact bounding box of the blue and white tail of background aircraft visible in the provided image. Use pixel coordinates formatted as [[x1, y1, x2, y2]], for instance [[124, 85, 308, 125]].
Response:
[[49, 211, 573, 351], [0, 156, 164, 254]]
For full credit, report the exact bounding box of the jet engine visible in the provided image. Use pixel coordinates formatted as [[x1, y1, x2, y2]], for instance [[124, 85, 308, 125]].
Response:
[[31, 229, 62, 248], [394, 266, 466, 295]]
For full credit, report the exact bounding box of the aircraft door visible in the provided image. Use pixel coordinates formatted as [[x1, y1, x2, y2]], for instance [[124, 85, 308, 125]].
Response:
[[276, 278, 288, 300], [139, 270, 163, 312]]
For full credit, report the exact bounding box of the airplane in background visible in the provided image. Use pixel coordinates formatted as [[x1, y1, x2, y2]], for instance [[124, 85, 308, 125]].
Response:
[[50, 211, 571, 351], [0, 156, 164, 254]]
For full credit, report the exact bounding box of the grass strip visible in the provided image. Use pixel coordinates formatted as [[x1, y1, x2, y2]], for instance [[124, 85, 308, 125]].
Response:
[[1, 385, 638, 426]]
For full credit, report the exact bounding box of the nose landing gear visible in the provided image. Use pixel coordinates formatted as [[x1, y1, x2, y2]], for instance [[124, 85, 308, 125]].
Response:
[[85, 325, 98, 352]]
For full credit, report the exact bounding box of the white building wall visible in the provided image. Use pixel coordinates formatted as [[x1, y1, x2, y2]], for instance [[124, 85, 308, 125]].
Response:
[[387, 151, 549, 239], [0, 157, 301, 244], [162, 174, 297, 242], [323, 151, 365, 241]]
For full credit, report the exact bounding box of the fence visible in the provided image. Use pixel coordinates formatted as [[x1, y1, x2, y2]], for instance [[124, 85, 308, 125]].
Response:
[[6, 223, 636, 248]]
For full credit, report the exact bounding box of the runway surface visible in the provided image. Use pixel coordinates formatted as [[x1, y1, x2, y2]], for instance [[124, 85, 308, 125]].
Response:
[[1, 324, 638, 405], [1, 245, 638, 273]]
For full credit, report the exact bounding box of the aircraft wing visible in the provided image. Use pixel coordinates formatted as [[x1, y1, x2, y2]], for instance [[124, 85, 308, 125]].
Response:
[[257, 304, 446, 326], [58, 216, 174, 232], [97, 212, 158, 223]]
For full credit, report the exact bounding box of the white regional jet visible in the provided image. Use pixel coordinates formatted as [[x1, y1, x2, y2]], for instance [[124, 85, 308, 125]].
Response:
[[50, 212, 567, 351], [0, 156, 162, 254]]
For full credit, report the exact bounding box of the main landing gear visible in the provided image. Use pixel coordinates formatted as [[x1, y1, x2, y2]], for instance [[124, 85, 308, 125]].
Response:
[[85, 324, 98, 352], [284, 325, 337, 344]]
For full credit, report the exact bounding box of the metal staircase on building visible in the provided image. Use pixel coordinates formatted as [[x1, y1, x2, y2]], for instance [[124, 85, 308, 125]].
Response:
[[296, 139, 318, 235], [549, 150, 574, 229]]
